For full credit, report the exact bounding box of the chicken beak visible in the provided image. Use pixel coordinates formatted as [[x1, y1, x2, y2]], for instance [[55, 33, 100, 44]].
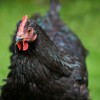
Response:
[[15, 36, 24, 44]]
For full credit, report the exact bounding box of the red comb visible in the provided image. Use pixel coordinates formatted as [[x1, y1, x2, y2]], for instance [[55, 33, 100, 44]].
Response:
[[17, 15, 28, 35]]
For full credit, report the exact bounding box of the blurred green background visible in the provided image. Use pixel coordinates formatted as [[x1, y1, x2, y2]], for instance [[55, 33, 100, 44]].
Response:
[[0, 0, 100, 100]]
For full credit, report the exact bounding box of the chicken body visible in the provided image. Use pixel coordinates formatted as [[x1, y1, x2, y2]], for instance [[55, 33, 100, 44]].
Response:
[[1, 26, 88, 100]]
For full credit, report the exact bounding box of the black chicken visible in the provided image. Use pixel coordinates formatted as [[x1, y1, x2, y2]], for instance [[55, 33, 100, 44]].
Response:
[[1, 0, 89, 100]]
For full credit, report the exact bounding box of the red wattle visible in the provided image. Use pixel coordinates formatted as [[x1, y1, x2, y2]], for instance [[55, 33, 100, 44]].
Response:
[[17, 41, 28, 51], [22, 41, 29, 51], [17, 42, 21, 50]]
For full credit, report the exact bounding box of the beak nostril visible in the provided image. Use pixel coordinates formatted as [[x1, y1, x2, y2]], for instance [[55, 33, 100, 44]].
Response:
[[19, 35, 23, 37]]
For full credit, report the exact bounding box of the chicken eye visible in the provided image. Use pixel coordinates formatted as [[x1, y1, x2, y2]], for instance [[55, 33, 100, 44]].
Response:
[[27, 28, 32, 34]]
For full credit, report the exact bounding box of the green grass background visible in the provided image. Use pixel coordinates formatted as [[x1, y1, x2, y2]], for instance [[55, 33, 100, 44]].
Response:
[[0, 0, 100, 100]]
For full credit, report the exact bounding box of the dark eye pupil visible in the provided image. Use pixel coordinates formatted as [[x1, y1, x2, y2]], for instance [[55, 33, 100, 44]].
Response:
[[28, 29, 31, 33]]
